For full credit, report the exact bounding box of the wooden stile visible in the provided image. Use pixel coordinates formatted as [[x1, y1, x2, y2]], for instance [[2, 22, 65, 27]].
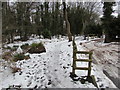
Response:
[[72, 39, 93, 77]]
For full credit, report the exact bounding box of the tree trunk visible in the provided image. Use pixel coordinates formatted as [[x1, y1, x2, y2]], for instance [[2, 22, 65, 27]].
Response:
[[10, 33, 14, 43], [104, 26, 111, 43], [104, 31, 110, 43], [66, 13, 72, 41], [81, 20, 86, 35], [63, 2, 72, 42]]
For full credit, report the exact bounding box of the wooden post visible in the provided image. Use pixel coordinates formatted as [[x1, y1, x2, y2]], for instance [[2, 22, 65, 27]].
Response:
[[87, 51, 92, 77], [87, 34, 89, 41], [72, 50, 76, 74], [72, 38, 77, 74]]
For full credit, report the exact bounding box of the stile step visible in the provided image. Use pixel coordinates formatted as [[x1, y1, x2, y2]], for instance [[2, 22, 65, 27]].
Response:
[[74, 59, 92, 62], [75, 51, 91, 54], [75, 67, 91, 70]]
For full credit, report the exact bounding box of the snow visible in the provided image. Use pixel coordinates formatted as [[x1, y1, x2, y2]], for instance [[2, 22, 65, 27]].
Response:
[[78, 38, 119, 88], [0, 36, 118, 89], [16, 46, 23, 54], [14, 36, 20, 40]]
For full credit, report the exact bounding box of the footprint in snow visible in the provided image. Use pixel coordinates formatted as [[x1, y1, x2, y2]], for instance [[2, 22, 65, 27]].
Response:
[[26, 75, 30, 78], [37, 80, 39, 82], [41, 79, 45, 83], [63, 59, 65, 61], [64, 71, 67, 73], [54, 69, 57, 71], [63, 66, 68, 69], [43, 68, 46, 71], [40, 76, 44, 79], [34, 85, 38, 89], [67, 64, 71, 66], [38, 55, 41, 57], [23, 61, 25, 63], [43, 61, 46, 63], [26, 72, 31, 75], [68, 45, 71, 47], [67, 54, 70, 56], [33, 61, 35, 63], [32, 72, 34, 75], [27, 82, 32, 87], [19, 71, 22, 75], [48, 80, 52, 85], [63, 66, 67, 69], [36, 77, 40, 80], [99, 84, 104, 88], [44, 64, 46, 66], [34, 64, 37, 67], [96, 77, 102, 82], [60, 63, 62, 65]]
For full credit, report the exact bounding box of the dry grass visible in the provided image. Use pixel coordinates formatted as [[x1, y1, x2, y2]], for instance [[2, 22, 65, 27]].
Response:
[[2, 51, 13, 61], [10, 66, 21, 73]]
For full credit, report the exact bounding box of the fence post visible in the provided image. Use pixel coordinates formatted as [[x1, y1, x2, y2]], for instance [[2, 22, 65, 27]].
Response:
[[72, 37, 77, 74], [87, 51, 93, 77]]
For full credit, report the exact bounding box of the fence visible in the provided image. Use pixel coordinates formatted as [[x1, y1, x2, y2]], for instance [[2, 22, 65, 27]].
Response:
[[72, 37, 98, 88]]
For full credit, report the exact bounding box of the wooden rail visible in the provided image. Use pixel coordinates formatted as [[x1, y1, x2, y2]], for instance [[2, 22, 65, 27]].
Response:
[[74, 59, 92, 62]]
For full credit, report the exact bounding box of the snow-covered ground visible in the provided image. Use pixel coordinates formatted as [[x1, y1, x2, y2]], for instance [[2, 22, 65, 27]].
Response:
[[78, 37, 119, 89], [0, 36, 118, 89]]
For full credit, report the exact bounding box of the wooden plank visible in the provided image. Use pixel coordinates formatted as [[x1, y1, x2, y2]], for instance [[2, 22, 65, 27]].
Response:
[[75, 51, 90, 54], [75, 67, 91, 70], [74, 59, 92, 62]]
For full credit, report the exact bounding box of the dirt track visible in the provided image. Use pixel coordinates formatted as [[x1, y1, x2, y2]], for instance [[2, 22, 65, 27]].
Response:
[[81, 39, 120, 89]]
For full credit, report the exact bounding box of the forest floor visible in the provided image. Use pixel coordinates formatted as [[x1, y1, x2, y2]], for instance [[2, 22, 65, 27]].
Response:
[[0, 36, 118, 89]]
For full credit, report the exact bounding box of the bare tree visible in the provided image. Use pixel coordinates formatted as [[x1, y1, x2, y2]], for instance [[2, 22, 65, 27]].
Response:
[[76, 2, 102, 37], [63, 1, 72, 41]]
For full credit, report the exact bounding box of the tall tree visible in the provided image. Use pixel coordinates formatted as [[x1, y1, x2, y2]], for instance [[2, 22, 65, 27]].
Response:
[[2, 2, 102, 43], [102, 2, 115, 43], [109, 15, 120, 41], [2, 2, 16, 43], [16, 2, 33, 41], [34, 5, 41, 37], [44, 2, 49, 30], [23, 2, 32, 40], [63, 2, 72, 41]]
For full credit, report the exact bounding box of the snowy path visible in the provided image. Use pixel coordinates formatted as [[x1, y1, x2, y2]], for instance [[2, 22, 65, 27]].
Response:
[[45, 42, 64, 87], [44, 41, 78, 88], [0, 37, 117, 89]]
